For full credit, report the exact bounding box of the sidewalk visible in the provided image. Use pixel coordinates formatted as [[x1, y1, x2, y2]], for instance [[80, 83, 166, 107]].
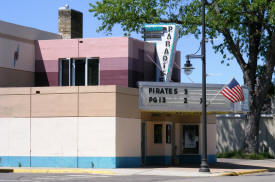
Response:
[[1, 158, 274, 177]]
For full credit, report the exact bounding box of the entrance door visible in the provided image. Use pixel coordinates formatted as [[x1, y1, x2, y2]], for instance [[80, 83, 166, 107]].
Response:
[[182, 125, 199, 154]]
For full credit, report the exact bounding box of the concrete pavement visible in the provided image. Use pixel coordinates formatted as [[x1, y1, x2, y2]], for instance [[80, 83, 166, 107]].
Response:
[[1, 158, 274, 177]]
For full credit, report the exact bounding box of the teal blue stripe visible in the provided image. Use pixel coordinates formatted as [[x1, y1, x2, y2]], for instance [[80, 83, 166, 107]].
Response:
[[31, 157, 77, 168], [0, 156, 142, 168], [78, 157, 116, 168], [0, 156, 30, 167], [145, 23, 177, 26], [116, 157, 142, 168], [0, 155, 215, 168]]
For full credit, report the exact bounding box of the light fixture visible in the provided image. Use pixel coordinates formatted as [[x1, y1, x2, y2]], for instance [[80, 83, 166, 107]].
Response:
[[182, 57, 195, 76]]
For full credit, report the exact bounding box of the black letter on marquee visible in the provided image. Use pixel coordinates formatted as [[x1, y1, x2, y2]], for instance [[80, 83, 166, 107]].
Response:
[[167, 33, 171, 40], [163, 56, 168, 63], [168, 26, 173, 32], [166, 41, 170, 47], [164, 48, 169, 55]]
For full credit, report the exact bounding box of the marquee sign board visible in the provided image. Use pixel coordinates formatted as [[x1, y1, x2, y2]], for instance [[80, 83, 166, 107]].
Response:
[[143, 24, 179, 82], [138, 82, 249, 112]]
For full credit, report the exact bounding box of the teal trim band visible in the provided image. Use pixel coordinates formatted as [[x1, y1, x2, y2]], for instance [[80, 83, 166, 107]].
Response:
[[0, 156, 142, 168], [0, 155, 216, 167], [116, 157, 142, 168], [31, 157, 77, 168], [145, 27, 164, 32], [78, 157, 142, 168], [145, 23, 177, 26], [0, 156, 30, 167]]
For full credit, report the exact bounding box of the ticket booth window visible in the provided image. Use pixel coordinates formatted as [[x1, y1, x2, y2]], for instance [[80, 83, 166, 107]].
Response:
[[182, 125, 199, 154], [154, 124, 162, 144], [59, 58, 99, 86]]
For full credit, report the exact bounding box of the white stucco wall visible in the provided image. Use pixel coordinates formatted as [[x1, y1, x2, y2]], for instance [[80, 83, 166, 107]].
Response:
[[78, 117, 116, 157], [0, 118, 30, 156], [31, 117, 78, 157], [0, 117, 132, 159]]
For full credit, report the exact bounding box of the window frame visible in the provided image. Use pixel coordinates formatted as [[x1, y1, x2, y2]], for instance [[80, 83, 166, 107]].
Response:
[[59, 57, 99, 86], [166, 124, 172, 144]]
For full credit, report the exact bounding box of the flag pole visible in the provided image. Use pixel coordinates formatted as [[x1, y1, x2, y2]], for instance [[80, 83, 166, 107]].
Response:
[[207, 84, 226, 105]]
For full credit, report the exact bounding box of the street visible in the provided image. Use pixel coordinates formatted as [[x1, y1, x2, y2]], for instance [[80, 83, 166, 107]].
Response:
[[0, 172, 275, 182]]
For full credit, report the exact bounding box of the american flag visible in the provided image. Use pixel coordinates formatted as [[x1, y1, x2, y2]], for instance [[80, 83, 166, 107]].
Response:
[[220, 78, 244, 103]]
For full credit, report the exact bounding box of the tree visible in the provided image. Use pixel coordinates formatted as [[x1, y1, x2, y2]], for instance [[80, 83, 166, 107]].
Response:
[[89, 0, 275, 153]]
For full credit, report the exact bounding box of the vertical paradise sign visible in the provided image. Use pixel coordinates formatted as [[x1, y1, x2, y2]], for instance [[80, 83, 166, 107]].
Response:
[[143, 24, 179, 82]]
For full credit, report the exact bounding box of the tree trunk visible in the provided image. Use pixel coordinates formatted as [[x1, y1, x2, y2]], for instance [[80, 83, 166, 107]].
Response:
[[243, 65, 273, 153], [245, 107, 261, 153]]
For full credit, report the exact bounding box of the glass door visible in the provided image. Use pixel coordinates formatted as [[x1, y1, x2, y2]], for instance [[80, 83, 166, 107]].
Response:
[[182, 125, 199, 154]]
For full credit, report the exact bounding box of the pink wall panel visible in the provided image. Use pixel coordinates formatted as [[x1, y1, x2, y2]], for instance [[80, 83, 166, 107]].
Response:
[[100, 70, 128, 87], [78, 37, 129, 58], [35, 39, 79, 60], [36, 37, 129, 60], [100, 58, 128, 71], [34, 37, 180, 87]]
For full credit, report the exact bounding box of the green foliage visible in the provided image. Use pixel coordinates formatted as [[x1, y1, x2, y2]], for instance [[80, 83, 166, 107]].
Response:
[[217, 151, 274, 160], [90, 0, 274, 64]]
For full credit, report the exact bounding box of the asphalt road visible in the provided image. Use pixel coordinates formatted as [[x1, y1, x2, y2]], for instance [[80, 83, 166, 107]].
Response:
[[0, 172, 275, 182]]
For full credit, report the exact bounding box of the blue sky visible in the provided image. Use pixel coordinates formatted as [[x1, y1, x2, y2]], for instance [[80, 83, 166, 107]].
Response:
[[0, 0, 244, 85]]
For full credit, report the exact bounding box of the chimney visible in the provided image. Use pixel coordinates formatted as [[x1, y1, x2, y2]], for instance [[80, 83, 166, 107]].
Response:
[[58, 4, 83, 39]]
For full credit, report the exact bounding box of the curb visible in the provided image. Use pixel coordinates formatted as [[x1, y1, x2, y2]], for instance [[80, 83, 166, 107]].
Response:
[[216, 169, 268, 176], [1, 168, 116, 175]]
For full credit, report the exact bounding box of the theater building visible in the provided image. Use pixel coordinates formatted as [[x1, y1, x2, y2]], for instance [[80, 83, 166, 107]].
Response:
[[0, 6, 245, 168]]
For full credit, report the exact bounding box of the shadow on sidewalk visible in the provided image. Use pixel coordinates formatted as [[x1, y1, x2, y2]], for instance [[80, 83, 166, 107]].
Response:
[[140, 161, 275, 172], [209, 162, 275, 171]]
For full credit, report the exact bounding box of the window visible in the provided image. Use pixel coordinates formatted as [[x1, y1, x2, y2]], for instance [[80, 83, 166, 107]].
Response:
[[87, 59, 99, 85], [60, 59, 70, 86], [154, 124, 162, 144], [182, 125, 199, 154], [59, 58, 99, 86], [166, 124, 171, 144]]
